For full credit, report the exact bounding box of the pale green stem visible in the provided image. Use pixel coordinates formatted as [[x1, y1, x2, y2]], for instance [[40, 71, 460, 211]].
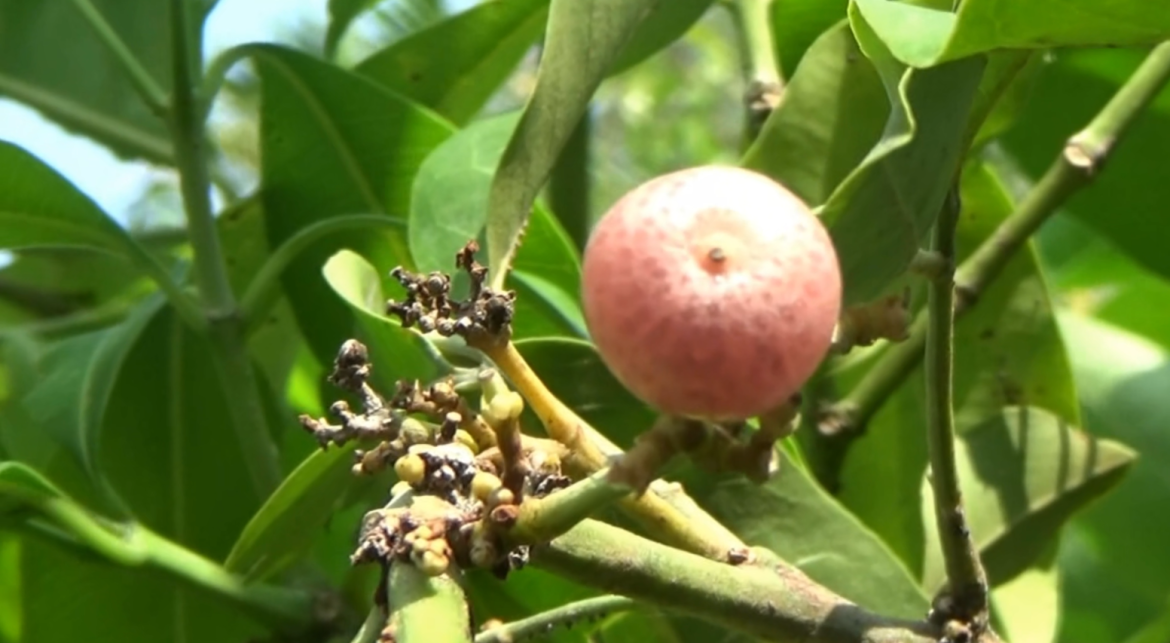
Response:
[[534, 519, 955, 643], [168, 0, 281, 495], [474, 595, 636, 643], [507, 469, 630, 546], [386, 563, 471, 643], [925, 189, 988, 616]]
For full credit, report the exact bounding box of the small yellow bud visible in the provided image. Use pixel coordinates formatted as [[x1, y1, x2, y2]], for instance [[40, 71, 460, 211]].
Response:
[[394, 454, 426, 485], [471, 471, 503, 503]]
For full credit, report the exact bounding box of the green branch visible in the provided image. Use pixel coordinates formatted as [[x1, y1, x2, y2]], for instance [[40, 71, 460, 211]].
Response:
[[507, 469, 630, 546], [728, 0, 782, 141], [167, 0, 281, 496], [386, 563, 471, 643], [71, 0, 170, 116], [239, 215, 403, 332], [925, 189, 988, 620], [474, 595, 636, 643], [533, 519, 963, 643], [826, 41, 1170, 437]]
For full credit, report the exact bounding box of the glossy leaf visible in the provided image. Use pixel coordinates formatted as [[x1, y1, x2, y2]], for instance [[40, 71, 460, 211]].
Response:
[[225, 442, 361, 582], [823, 8, 985, 304], [19, 298, 163, 512], [322, 249, 440, 392], [0, 461, 63, 511], [771, 0, 849, 79], [410, 111, 585, 339], [838, 160, 1080, 574], [1002, 47, 1170, 284], [1041, 215, 1170, 351], [0, 533, 16, 642], [485, 0, 656, 287], [608, 0, 717, 75], [920, 407, 1134, 591], [679, 450, 929, 619], [851, 0, 1170, 68], [249, 43, 454, 366], [355, 0, 550, 125], [0, 0, 172, 162], [742, 21, 889, 207], [1054, 313, 1170, 643], [0, 143, 140, 258], [991, 549, 1060, 643]]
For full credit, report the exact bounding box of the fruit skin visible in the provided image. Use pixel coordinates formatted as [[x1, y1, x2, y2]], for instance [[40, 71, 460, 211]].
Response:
[[581, 165, 842, 421]]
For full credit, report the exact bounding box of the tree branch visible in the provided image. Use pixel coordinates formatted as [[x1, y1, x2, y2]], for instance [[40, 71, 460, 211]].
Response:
[[475, 595, 636, 643], [823, 40, 1170, 437], [925, 189, 988, 623], [533, 519, 958, 643], [477, 340, 748, 561], [168, 0, 281, 496]]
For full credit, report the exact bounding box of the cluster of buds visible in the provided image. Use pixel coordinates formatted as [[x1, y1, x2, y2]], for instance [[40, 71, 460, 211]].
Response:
[[386, 240, 516, 345], [831, 290, 913, 354]]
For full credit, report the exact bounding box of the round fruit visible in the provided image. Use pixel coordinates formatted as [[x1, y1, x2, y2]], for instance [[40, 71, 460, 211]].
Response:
[[580, 165, 841, 420]]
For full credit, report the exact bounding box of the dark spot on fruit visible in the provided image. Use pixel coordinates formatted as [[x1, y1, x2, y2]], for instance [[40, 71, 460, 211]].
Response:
[[410, 72, 422, 82], [979, 328, 995, 340], [709, 247, 726, 263]]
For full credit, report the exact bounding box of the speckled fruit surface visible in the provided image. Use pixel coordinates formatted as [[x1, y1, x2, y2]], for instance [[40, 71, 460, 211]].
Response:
[[581, 166, 842, 420]]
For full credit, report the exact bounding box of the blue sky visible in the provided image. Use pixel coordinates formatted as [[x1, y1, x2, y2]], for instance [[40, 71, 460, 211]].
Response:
[[0, 0, 324, 224]]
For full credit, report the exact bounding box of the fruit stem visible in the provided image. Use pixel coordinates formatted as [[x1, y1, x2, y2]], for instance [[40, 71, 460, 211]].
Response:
[[821, 40, 1170, 462], [475, 340, 748, 561], [925, 188, 989, 625]]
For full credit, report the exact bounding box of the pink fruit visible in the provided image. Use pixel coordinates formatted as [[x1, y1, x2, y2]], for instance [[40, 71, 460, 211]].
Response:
[[581, 166, 842, 420]]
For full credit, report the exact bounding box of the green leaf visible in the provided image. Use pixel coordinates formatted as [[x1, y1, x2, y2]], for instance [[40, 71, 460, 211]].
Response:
[[19, 298, 163, 512], [410, 111, 585, 339], [1053, 313, 1170, 643], [325, 0, 374, 55], [920, 407, 1134, 591], [322, 249, 440, 391], [224, 442, 361, 582], [771, 0, 849, 79], [249, 43, 454, 367], [991, 549, 1060, 643], [485, 0, 656, 288], [1002, 47, 1170, 284], [0, 461, 64, 511], [0, 0, 172, 163], [680, 449, 930, 619], [1041, 216, 1170, 351], [355, 0, 551, 125], [824, 7, 985, 304], [851, 0, 1170, 68], [0, 142, 139, 258], [742, 21, 889, 207], [513, 337, 654, 449], [0, 533, 17, 642], [837, 159, 1080, 576], [608, 0, 717, 75]]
